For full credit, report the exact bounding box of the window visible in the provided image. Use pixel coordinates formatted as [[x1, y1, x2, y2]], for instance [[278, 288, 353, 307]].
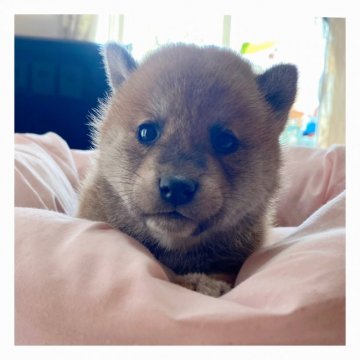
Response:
[[95, 15, 327, 147]]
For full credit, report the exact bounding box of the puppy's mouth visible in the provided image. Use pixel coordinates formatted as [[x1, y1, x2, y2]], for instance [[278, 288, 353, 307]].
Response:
[[143, 209, 219, 250], [160, 211, 187, 221], [145, 210, 194, 231], [144, 209, 205, 236]]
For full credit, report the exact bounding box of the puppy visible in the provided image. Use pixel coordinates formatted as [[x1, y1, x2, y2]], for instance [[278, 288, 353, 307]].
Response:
[[77, 43, 297, 297]]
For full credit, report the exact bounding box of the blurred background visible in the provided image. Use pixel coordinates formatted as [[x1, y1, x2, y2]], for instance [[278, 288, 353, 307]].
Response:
[[14, 15, 345, 150]]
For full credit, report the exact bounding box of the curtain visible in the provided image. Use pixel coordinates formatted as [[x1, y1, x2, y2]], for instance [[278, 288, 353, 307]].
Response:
[[318, 18, 345, 147], [103, 14, 125, 42], [61, 15, 125, 43], [61, 15, 98, 41]]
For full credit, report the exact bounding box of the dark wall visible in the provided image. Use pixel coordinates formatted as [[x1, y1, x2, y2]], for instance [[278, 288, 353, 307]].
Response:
[[15, 36, 109, 149]]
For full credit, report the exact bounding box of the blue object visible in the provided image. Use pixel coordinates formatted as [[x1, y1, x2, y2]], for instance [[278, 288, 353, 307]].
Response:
[[303, 118, 317, 136], [15, 36, 109, 149]]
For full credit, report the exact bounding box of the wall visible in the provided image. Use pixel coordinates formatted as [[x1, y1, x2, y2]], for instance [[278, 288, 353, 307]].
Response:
[[15, 15, 64, 39]]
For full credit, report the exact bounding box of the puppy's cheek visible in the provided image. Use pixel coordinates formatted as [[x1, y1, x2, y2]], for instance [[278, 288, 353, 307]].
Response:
[[184, 179, 224, 220], [131, 159, 163, 213], [185, 159, 227, 219]]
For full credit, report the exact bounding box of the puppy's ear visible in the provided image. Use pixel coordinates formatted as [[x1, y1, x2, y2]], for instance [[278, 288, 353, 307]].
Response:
[[256, 64, 298, 124], [102, 42, 137, 91]]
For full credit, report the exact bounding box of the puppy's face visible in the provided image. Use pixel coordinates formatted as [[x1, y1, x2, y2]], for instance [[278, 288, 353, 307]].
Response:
[[96, 44, 297, 250]]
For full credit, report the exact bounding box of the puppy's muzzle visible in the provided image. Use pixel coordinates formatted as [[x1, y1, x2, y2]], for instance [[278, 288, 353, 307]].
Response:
[[159, 176, 198, 206]]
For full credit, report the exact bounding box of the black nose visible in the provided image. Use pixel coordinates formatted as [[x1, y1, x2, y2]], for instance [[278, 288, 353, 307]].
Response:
[[159, 176, 198, 206]]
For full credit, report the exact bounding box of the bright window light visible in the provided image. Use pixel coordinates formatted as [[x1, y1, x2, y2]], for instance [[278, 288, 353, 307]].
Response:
[[95, 15, 327, 146]]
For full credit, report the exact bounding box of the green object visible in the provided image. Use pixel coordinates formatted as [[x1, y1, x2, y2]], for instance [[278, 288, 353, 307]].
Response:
[[240, 41, 276, 54]]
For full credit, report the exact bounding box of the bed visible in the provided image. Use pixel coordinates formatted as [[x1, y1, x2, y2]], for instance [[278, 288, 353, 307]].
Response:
[[15, 132, 345, 345]]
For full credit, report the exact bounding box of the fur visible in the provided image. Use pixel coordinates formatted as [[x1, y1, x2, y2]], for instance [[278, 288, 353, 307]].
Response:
[[77, 43, 297, 296]]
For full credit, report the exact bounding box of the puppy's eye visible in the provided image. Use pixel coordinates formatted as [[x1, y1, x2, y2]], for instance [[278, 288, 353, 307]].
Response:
[[211, 126, 239, 155], [137, 122, 160, 145]]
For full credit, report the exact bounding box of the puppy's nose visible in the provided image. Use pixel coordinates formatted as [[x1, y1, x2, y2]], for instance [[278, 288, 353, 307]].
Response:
[[159, 176, 198, 206]]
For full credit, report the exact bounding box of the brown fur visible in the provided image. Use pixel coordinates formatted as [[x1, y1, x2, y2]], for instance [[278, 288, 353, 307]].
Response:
[[77, 43, 297, 296]]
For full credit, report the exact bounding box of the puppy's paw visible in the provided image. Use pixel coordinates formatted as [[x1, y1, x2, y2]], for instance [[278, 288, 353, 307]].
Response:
[[174, 273, 232, 297]]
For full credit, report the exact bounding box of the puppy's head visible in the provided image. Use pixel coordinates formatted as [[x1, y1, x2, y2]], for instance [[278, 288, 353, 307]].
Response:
[[95, 43, 297, 250]]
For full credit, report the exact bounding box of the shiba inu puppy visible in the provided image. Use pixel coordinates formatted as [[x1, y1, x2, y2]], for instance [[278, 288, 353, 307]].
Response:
[[77, 43, 297, 297]]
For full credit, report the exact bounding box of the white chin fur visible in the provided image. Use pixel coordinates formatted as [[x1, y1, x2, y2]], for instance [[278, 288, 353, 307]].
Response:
[[145, 217, 200, 250]]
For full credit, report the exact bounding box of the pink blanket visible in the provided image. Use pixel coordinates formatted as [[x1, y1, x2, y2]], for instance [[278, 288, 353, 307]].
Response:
[[15, 132, 345, 345]]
